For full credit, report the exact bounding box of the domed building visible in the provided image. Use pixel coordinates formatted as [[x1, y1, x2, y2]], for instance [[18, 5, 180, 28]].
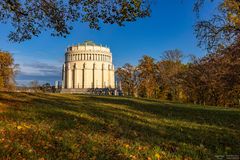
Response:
[[61, 41, 115, 92]]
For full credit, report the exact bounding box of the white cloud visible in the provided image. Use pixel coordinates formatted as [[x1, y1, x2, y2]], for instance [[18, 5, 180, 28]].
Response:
[[14, 55, 62, 76], [13, 54, 63, 85]]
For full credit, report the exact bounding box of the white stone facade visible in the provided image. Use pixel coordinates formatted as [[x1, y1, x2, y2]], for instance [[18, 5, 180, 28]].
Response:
[[62, 41, 115, 89]]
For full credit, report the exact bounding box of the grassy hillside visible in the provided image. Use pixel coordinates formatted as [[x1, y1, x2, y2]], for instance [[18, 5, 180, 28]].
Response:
[[0, 92, 239, 160]]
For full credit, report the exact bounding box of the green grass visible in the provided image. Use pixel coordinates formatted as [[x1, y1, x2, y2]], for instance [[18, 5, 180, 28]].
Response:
[[0, 92, 240, 160]]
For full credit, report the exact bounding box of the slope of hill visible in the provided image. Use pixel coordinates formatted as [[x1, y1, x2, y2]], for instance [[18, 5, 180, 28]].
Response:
[[0, 92, 239, 160]]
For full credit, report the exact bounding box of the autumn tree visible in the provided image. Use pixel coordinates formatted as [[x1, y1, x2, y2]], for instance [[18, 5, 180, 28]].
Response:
[[116, 63, 139, 97], [138, 55, 157, 98], [157, 49, 185, 100], [195, 0, 240, 51], [179, 58, 209, 105], [179, 41, 240, 107], [191, 0, 240, 106], [0, 0, 151, 42], [0, 51, 18, 90]]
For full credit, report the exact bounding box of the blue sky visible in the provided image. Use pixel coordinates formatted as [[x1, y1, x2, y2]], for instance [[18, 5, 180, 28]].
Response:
[[0, 0, 219, 85]]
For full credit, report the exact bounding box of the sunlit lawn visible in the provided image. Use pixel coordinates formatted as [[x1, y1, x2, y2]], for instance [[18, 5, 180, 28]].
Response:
[[0, 92, 239, 160]]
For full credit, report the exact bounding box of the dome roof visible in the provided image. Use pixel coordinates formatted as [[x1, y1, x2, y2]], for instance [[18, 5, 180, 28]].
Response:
[[82, 40, 96, 46], [66, 40, 110, 52]]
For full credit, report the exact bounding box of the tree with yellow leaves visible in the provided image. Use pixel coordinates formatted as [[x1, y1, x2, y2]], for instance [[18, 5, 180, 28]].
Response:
[[0, 51, 19, 90], [195, 0, 240, 51], [138, 55, 158, 98]]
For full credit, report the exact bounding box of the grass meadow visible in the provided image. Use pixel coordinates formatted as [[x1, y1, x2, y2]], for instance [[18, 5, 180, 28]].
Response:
[[0, 92, 239, 159]]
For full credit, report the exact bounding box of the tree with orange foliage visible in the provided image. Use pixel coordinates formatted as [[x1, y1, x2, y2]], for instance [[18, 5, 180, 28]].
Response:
[[138, 55, 158, 98], [0, 51, 19, 90]]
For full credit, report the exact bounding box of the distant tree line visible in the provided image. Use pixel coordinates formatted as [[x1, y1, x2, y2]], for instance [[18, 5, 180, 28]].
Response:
[[116, 43, 240, 107], [26, 81, 58, 93], [15, 81, 59, 93]]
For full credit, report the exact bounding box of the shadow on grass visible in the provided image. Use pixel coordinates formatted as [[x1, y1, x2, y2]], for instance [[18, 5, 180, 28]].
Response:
[[30, 94, 240, 155], [1, 92, 240, 159], [75, 99, 240, 155], [87, 96, 240, 130]]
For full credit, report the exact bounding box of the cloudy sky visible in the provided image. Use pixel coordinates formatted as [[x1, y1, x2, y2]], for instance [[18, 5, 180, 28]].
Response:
[[0, 1, 219, 86]]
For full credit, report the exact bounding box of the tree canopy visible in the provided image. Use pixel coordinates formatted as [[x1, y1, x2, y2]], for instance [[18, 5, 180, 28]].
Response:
[[195, 0, 240, 51], [0, 0, 151, 42], [2, 0, 239, 49]]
